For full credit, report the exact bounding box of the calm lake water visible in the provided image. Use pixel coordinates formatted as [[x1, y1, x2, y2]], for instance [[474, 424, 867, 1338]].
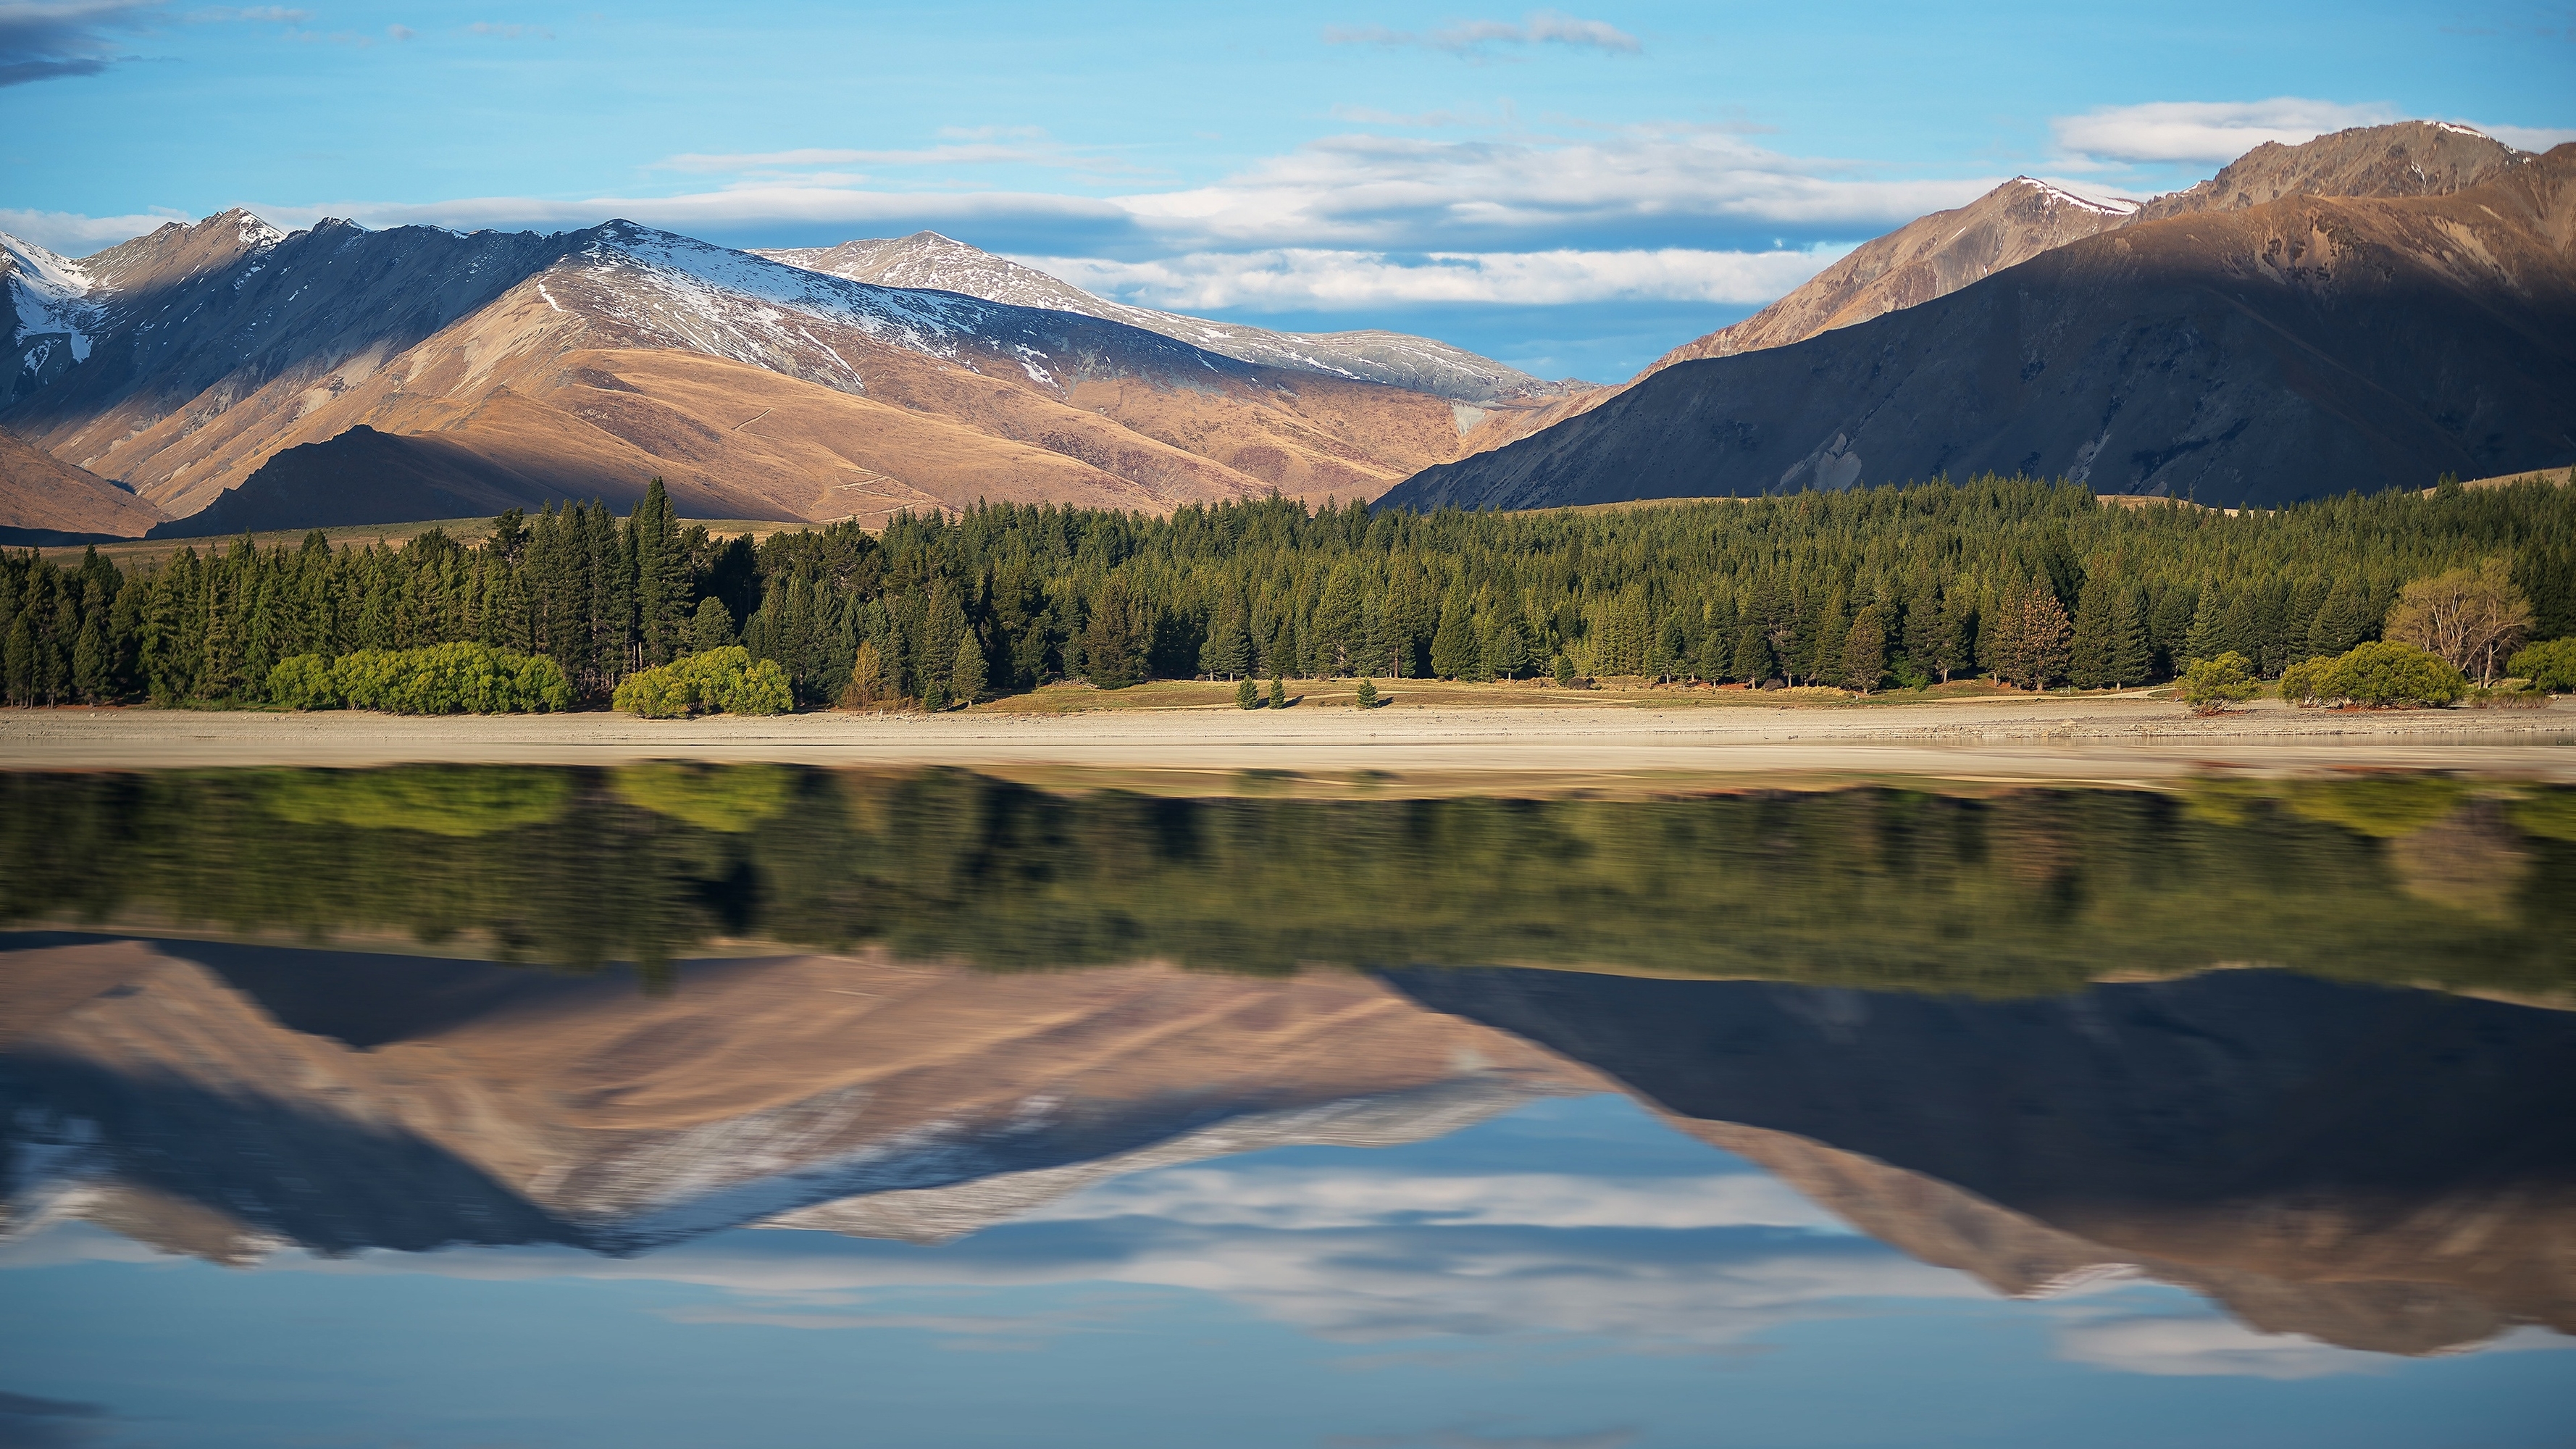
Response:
[[2, 767, 2571, 1447]]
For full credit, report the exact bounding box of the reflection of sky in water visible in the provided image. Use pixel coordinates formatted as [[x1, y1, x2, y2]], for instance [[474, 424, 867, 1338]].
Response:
[[3, 1097, 2567, 1448]]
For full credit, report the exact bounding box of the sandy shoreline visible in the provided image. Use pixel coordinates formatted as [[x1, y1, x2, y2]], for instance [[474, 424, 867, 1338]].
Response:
[[4, 696, 2572, 785]]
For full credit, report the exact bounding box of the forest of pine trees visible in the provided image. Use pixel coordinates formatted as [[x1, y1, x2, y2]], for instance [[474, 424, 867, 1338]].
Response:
[[4, 475, 2572, 709]]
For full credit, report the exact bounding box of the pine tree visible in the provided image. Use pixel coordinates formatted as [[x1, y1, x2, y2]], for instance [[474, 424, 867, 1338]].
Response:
[[1935, 590, 1975, 682], [1841, 606, 1887, 693], [2183, 585, 2226, 666], [1731, 625, 1774, 684], [1237, 675, 1259, 709], [2107, 585, 2152, 687], [953, 630, 988, 706], [691, 598, 735, 653], [1488, 619, 1529, 680], [1429, 588, 1476, 680], [1807, 593, 1849, 688], [2068, 577, 2114, 689], [2021, 582, 2074, 689]]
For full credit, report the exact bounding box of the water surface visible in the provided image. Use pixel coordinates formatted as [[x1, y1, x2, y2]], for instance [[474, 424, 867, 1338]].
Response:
[[2, 767, 2569, 1445]]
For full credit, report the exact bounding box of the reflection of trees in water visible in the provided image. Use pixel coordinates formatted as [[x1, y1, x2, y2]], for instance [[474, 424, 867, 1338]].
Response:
[[1, 768, 2569, 995]]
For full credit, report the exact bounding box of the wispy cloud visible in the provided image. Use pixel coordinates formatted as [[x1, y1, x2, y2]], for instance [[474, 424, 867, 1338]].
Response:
[[1029, 244, 1847, 312], [0, 203, 191, 253], [467, 19, 551, 40], [1326, 10, 1642, 58], [2049, 97, 2399, 166]]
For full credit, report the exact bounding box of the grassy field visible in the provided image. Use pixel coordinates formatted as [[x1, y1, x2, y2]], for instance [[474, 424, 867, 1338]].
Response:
[[971, 675, 2110, 714]]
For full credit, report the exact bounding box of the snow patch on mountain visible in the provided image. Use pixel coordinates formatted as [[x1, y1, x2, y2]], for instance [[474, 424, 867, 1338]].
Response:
[[758, 230, 1575, 404], [2, 230, 100, 365]]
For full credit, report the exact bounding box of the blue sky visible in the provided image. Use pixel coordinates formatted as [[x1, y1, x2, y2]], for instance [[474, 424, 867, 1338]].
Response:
[[7, 1096, 2571, 1447], [4, 1, 2572, 379]]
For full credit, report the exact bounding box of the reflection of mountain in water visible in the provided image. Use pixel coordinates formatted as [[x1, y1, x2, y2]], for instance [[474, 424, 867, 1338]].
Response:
[[1384, 967, 2576, 1355], [0, 938, 1591, 1258], [5, 936, 2570, 1361]]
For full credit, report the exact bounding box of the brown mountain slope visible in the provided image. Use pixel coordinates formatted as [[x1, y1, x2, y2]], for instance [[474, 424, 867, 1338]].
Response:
[[0, 425, 164, 539], [1387, 146, 2576, 509], [0, 940, 1593, 1256], [7, 217, 1471, 532], [1454, 122, 2538, 464], [2133, 120, 2531, 221], [1386, 966, 2576, 1356]]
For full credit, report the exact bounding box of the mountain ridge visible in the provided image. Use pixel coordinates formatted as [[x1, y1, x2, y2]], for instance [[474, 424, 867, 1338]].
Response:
[[3, 215, 1484, 530], [1383, 141, 2576, 509], [756, 230, 1584, 409]]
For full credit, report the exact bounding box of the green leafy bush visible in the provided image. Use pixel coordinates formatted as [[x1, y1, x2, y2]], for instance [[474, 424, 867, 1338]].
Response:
[[2509, 637, 2576, 693], [2179, 651, 2259, 715], [613, 646, 793, 719], [2281, 640, 2467, 709], [266, 653, 341, 710], [272, 643, 569, 714]]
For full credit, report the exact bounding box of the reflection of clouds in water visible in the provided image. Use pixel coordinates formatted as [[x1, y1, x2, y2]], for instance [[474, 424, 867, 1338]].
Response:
[[2052, 1314, 2576, 1379], [1020, 1167, 1847, 1232]]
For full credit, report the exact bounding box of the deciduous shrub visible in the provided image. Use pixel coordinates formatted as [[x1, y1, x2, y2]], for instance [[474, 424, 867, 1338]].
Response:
[[2509, 637, 2576, 693], [266, 653, 341, 710], [613, 646, 793, 719], [2179, 651, 2259, 715], [2280, 640, 2467, 709], [271, 643, 569, 714]]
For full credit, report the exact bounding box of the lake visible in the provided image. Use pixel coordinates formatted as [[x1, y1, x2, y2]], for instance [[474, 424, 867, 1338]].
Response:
[[2, 766, 2570, 1446]]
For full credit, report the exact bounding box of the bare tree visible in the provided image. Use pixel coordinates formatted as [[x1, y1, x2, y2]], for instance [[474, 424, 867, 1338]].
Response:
[[2385, 559, 2534, 684]]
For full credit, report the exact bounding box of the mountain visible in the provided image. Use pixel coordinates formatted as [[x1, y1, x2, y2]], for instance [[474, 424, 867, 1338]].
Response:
[[758, 230, 1583, 409], [1385, 965, 2576, 1355], [1384, 141, 2576, 510], [2, 216, 1486, 534], [1436, 121, 2546, 476], [0, 938, 1592, 1256], [0, 425, 164, 540]]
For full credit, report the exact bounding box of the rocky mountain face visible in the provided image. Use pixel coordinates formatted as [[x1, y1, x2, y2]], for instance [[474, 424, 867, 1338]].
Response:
[[1385, 141, 2576, 509], [2133, 120, 2531, 221], [0, 939, 1594, 1257], [2, 217, 1484, 535], [759, 230, 1582, 409], [1384, 965, 2576, 1356], [1438, 121, 2553, 480], [8, 935, 2568, 1364]]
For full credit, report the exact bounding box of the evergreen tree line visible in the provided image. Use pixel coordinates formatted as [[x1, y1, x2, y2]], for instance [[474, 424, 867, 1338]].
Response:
[[4, 475, 2572, 709]]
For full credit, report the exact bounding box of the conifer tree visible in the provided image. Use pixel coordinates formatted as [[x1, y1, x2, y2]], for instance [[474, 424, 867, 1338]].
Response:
[[2107, 585, 2152, 688], [953, 630, 987, 706], [2020, 580, 2075, 689], [1429, 588, 1476, 680], [1731, 625, 1773, 685], [1841, 606, 1888, 693], [2068, 577, 2114, 688], [1488, 619, 1529, 680], [2183, 585, 2226, 666]]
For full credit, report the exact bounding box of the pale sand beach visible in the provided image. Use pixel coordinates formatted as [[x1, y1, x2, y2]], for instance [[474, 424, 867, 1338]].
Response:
[[5, 696, 2571, 785]]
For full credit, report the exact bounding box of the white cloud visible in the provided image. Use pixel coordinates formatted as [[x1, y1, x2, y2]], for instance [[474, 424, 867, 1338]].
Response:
[[1107, 125, 1988, 250], [467, 20, 552, 40], [2473, 122, 2576, 151], [2054, 1314, 2576, 1379], [1017, 1168, 1849, 1230], [0, 204, 191, 254], [1027, 244, 1846, 312], [1326, 11, 1642, 57], [2050, 98, 2400, 165]]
